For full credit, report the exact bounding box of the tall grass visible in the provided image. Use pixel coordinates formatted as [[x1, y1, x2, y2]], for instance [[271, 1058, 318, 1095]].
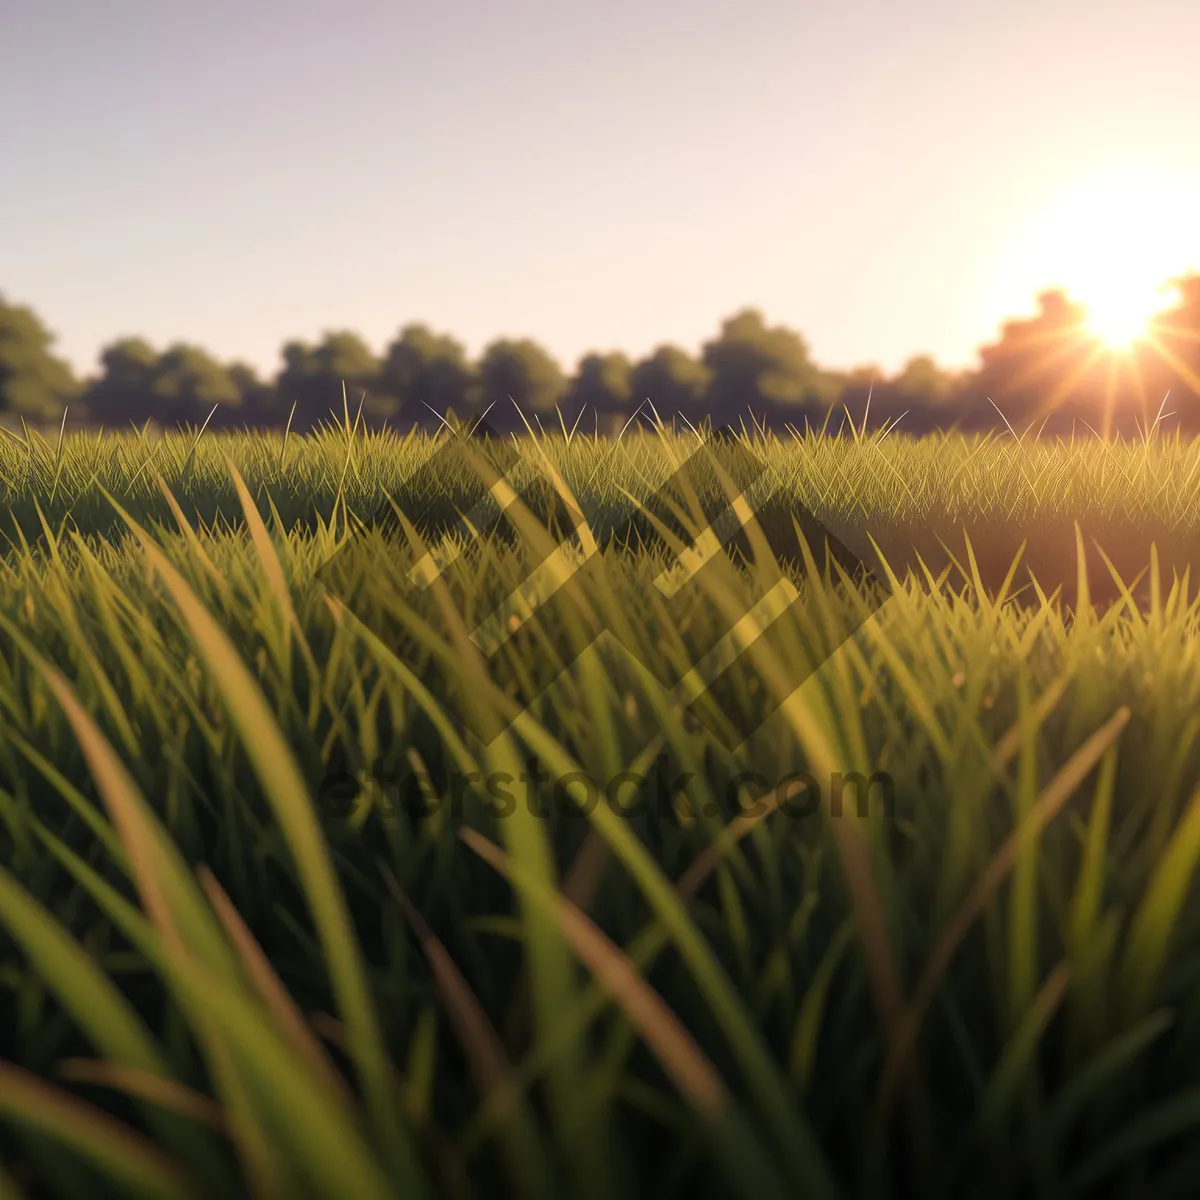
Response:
[[4, 414, 1200, 602], [0, 417, 1197, 1196]]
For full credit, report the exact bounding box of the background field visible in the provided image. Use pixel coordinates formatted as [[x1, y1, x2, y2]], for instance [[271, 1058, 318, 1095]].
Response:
[[0, 422, 1198, 1198], [4, 418, 1200, 598]]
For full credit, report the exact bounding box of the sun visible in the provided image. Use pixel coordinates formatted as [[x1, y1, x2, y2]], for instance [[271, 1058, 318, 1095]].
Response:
[[990, 159, 1200, 352], [1078, 278, 1173, 350]]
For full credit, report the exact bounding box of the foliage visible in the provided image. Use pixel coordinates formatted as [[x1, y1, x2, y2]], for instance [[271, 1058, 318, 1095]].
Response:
[[0, 421, 1199, 601], [477, 337, 567, 418], [81, 337, 161, 427], [275, 331, 381, 432], [564, 352, 633, 419], [893, 354, 957, 405], [0, 424, 1197, 1195], [83, 340, 256, 430], [701, 309, 833, 425], [225, 362, 276, 427], [6, 277, 1200, 437], [628, 345, 712, 425], [379, 324, 476, 422], [0, 293, 80, 417]]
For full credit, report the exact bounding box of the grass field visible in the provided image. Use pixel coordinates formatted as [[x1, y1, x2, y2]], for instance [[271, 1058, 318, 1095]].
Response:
[[1, 416, 1199, 1198]]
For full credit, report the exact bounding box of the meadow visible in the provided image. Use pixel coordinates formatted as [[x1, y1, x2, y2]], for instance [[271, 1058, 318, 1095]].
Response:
[[0, 415, 1199, 1198]]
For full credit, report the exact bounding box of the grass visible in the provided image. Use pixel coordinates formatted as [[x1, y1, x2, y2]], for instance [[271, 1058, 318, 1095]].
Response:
[[3, 412, 1200, 600], [0, 411, 1198, 1196]]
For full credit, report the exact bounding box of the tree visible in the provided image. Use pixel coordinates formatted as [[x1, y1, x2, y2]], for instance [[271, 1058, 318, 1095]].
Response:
[[701, 309, 830, 426], [379, 324, 475, 426], [628, 345, 711, 424], [81, 339, 247, 428], [961, 289, 1101, 432], [477, 338, 566, 421], [894, 355, 954, 406], [0, 293, 80, 418], [564, 352, 633, 420], [883, 355, 961, 433], [81, 337, 161, 426], [275, 331, 380, 432], [824, 365, 886, 432], [151, 343, 242, 425], [225, 362, 276, 427]]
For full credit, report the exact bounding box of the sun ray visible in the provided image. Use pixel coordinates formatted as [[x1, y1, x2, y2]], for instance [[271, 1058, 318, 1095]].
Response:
[[995, 331, 1092, 396], [1141, 331, 1200, 398], [1128, 345, 1150, 435], [1100, 355, 1120, 440], [1022, 340, 1109, 429], [1148, 319, 1200, 347]]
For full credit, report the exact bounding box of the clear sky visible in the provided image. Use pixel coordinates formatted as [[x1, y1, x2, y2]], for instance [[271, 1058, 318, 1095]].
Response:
[[3, 0, 1199, 381]]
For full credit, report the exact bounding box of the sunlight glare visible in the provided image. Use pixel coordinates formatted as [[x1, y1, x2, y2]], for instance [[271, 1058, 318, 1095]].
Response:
[[1080, 279, 1173, 350], [990, 161, 1200, 352]]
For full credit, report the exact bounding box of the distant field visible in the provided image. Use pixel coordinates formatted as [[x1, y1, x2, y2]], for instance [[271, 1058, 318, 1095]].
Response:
[[3, 420, 1200, 600], [0, 421, 1198, 1197]]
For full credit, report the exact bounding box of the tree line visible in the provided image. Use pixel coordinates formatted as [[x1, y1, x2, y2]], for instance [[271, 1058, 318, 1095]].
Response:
[[3, 277, 1199, 437]]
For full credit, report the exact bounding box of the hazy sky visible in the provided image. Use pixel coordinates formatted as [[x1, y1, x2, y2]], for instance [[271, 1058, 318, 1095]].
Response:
[[3, 0, 1199, 380]]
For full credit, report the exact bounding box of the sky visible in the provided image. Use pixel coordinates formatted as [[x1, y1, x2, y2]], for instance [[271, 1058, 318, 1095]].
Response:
[[3, 0, 1200, 382]]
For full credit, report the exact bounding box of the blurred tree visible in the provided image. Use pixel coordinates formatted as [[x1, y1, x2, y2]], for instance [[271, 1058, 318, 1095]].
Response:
[[83, 339, 248, 428], [0, 293, 80, 418], [961, 289, 1101, 433], [564, 351, 633, 420], [28, 283, 1199, 438], [379, 323, 475, 426], [894, 354, 954, 405], [225, 362, 277, 427], [628, 345, 711, 425], [477, 337, 566, 419], [275, 331, 380, 432], [889, 354, 960, 433], [701, 308, 831, 426], [831, 364, 887, 389], [151, 343, 242, 424], [81, 337, 161, 426], [825, 364, 887, 433]]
